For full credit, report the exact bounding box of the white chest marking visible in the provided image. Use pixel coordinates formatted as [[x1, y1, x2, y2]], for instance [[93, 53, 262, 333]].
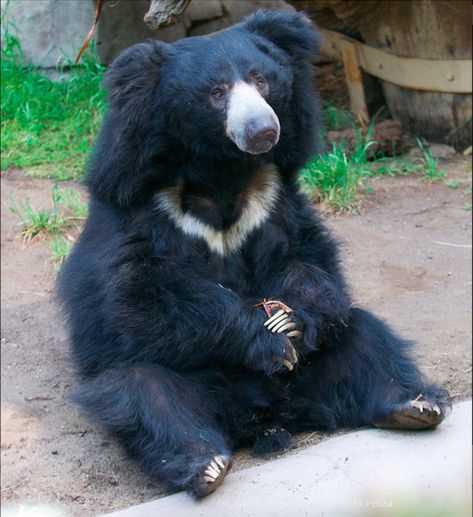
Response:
[[155, 164, 281, 256]]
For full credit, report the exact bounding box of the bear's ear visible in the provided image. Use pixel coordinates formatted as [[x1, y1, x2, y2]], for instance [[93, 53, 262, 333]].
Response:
[[242, 10, 320, 62], [242, 11, 323, 171], [87, 41, 171, 207], [104, 40, 169, 104]]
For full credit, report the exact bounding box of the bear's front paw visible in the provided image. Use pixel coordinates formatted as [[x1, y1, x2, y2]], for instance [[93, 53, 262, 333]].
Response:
[[246, 331, 298, 375], [263, 306, 303, 341]]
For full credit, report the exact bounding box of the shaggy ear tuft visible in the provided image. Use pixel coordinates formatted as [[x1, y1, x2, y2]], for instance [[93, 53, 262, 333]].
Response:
[[242, 10, 322, 171], [105, 40, 169, 103], [87, 41, 170, 207], [242, 10, 321, 61]]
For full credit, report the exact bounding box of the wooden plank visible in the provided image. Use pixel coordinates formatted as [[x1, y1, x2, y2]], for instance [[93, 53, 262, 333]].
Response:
[[319, 28, 472, 93], [340, 39, 369, 124]]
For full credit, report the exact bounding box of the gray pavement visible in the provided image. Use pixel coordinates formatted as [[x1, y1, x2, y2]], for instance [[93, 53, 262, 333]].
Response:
[[105, 400, 472, 517]]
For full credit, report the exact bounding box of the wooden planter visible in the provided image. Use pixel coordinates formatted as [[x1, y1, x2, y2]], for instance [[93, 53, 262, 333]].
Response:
[[290, 0, 472, 149]]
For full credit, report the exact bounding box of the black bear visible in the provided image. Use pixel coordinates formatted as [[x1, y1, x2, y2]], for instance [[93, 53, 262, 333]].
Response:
[[59, 10, 451, 498]]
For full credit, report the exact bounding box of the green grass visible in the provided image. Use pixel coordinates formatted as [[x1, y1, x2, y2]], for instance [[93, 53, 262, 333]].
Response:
[[300, 129, 377, 211], [48, 235, 74, 271], [321, 101, 355, 131], [445, 179, 460, 189], [1, 14, 106, 180], [59, 187, 89, 218], [300, 133, 455, 211], [416, 138, 445, 181], [9, 183, 87, 242]]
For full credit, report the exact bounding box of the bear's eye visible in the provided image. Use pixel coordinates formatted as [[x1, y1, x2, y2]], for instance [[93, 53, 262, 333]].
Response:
[[211, 87, 226, 100], [255, 77, 267, 91]]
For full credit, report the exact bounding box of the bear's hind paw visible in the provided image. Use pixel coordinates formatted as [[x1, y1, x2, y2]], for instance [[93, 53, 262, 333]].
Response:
[[375, 395, 451, 431], [192, 455, 231, 498]]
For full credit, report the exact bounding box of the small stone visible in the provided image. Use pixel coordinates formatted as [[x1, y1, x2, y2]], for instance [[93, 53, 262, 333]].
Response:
[[406, 143, 457, 160]]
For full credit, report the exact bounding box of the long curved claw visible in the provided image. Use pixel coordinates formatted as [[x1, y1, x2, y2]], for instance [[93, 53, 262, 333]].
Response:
[[271, 317, 293, 333], [258, 299, 303, 371], [264, 310, 286, 328], [286, 330, 302, 339], [288, 343, 298, 364], [283, 359, 294, 371], [410, 400, 424, 412], [266, 314, 290, 332], [282, 339, 298, 370], [276, 322, 298, 334]]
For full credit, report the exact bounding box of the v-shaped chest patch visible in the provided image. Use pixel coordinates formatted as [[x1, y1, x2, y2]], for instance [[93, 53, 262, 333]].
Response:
[[155, 164, 281, 256]]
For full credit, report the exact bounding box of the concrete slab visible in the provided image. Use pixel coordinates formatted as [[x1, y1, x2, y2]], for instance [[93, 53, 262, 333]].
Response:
[[104, 401, 472, 517]]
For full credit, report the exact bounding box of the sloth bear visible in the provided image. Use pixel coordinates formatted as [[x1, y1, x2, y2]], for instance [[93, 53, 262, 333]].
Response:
[[59, 10, 451, 497]]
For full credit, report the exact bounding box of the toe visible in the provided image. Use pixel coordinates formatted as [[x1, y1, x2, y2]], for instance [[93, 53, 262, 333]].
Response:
[[375, 398, 448, 430], [192, 455, 231, 498]]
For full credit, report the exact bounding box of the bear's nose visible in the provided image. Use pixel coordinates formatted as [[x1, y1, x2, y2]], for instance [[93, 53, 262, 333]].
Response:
[[255, 127, 278, 142], [245, 118, 279, 154], [247, 120, 278, 143]]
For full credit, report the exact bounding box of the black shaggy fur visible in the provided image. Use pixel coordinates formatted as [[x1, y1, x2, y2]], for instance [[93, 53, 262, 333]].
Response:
[[59, 11, 450, 495]]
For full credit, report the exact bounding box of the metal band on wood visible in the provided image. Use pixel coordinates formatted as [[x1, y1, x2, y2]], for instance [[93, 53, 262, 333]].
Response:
[[319, 28, 472, 94]]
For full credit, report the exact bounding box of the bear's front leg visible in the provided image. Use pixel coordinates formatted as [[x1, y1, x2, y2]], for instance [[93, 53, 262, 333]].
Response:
[[106, 259, 300, 376]]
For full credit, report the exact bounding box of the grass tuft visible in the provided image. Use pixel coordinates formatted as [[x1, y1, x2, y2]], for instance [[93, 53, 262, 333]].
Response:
[[9, 184, 87, 243], [416, 139, 445, 181], [300, 130, 376, 211], [300, 131, 456, 211], [321, 101, 355, 131], [48, 235, 75, 271]]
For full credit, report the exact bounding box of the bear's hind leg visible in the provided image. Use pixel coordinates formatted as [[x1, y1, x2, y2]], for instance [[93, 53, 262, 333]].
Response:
[[344, 308, 451, 430], [287, 308, 451, 432], [72, 364, 232, 497], [350, 308, 452, 430]]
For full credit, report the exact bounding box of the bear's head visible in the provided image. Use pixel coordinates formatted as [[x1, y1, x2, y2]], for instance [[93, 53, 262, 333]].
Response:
[[88, 10, 321, 206]]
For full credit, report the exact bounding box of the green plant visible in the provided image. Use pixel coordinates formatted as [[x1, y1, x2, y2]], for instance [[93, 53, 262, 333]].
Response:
[[374, 157, 422, 177], [416, 138, 445, 181], [321, 101, 355, 131], [49, 235, 74, 271], [1, 11, 106, 180], [300, 130, 376, 211], [9, 184, 87, 241], [59, 187, 89, 218], [445, 179, 460, 189], [9, 183, 66, 241]]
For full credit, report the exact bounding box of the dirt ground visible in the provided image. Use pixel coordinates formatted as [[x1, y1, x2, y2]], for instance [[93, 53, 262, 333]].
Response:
[[1, 162, 471, 516]]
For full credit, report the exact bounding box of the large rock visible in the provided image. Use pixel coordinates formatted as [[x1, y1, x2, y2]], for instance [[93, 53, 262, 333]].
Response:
[[185, 0, 223, 24], [94, 0, 186, 65], [1, 0, 185, 67], [222, 0, 294, 24], [1, 0, 95, 68], [1, 0, 294, 68]]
